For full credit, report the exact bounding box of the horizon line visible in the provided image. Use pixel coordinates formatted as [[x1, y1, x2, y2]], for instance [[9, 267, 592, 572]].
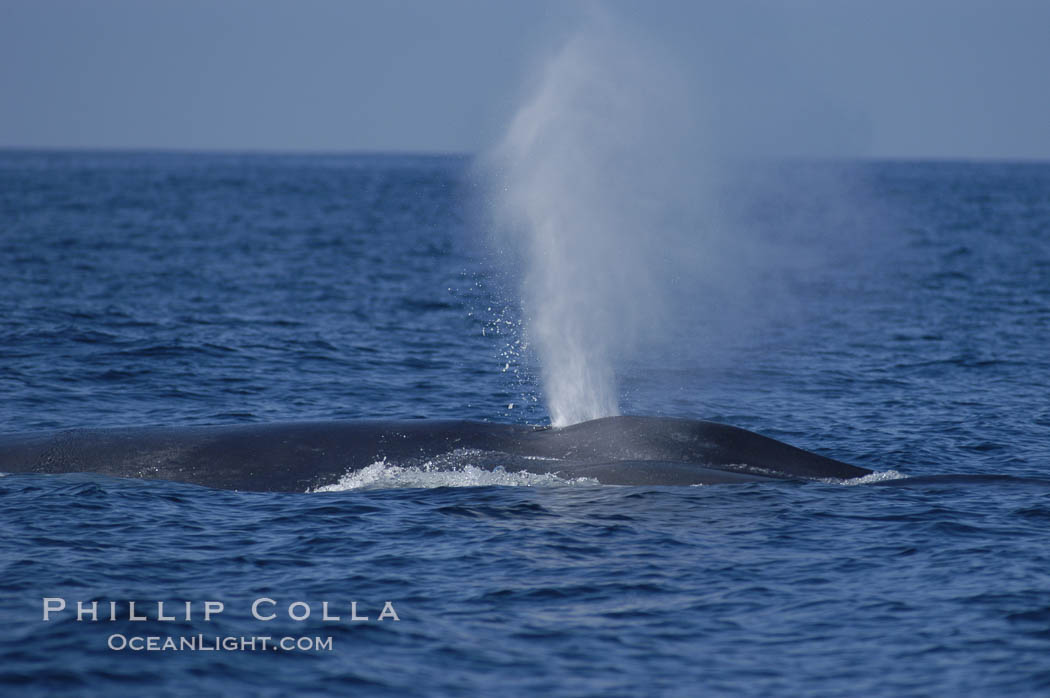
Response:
[[1, 144, 1048, 165]]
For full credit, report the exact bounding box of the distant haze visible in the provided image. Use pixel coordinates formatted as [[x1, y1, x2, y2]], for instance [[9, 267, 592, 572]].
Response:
[[1, 0, 1049, 160]]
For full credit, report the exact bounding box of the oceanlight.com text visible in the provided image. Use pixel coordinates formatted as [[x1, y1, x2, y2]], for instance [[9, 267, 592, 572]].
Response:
[[107, 634, 334, 652]]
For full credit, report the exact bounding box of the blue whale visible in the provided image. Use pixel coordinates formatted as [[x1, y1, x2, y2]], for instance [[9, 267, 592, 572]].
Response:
[[0, 416, 870, 491]]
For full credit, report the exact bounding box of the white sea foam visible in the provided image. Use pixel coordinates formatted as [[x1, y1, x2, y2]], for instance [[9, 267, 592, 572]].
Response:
[[823, 470, 908, 486], [310, 458, 600, 492]]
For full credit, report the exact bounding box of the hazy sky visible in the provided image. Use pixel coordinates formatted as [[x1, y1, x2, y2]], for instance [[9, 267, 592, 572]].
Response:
[[1, 0, 1048, 159]]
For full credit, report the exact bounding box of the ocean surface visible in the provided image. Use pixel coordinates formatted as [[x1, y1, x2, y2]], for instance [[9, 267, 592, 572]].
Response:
[[1, 150, 1049, 696]]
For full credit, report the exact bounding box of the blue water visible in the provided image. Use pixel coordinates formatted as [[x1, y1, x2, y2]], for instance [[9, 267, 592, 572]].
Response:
[[2, 151, 1049, 696]]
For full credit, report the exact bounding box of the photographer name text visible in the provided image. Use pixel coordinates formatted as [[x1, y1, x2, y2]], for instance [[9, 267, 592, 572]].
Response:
[[42, 597, 400, 623]]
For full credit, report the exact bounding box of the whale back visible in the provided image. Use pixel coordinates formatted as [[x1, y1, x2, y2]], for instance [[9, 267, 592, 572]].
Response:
[[0, 416, 870, 491], [522, 416, 869, 480]]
